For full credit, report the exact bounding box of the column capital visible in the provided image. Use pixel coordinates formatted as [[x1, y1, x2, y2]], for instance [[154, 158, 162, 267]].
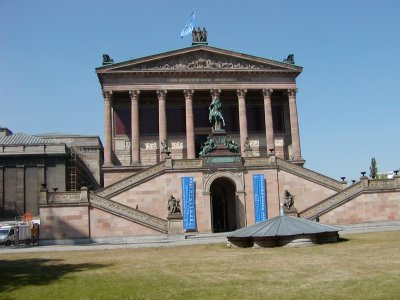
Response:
[[183, 89, 194, 99], [102, 90, 113, 101], [129, 90, 140, 100], [236, 89, 247, 98], [288, 88, 298, 98], [156, 90, 168, 99], [262, 88, 273, 98], [210, 89, 221, 98]]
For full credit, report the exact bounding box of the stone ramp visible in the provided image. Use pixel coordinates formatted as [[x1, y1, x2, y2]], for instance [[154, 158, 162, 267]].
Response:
[[276, 157, 343, 191], [90, 193, 168, 233], [299, 178, 400, 220], [96, 161, 166, 198], [299, 182, 364, 220]]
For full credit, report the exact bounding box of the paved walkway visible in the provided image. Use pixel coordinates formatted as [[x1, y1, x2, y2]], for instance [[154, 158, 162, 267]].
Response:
[[1, 221, 399, 254]]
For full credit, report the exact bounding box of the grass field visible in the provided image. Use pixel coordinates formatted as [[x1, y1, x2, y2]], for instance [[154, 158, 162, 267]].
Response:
[[0, 231, 400, 300]]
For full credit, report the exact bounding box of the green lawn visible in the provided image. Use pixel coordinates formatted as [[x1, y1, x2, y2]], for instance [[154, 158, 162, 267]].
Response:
[[1, 231, 400, 300]]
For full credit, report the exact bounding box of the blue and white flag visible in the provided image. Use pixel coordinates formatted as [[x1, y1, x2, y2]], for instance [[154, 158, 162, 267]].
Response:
[[180, 9, 195, 38]]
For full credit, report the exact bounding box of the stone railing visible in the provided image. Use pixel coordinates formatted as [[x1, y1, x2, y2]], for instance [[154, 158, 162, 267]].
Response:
[[172, 159, 203, 169], [48, 192, 81, 203], [299, 178, 400, 220], [96, 161, 166, 198], [367, 179, 396, 190], [276, 158, 343, 191], [90, 193, 168, 233], [243, 157, 270, 167], [299, 182, 364, 220]]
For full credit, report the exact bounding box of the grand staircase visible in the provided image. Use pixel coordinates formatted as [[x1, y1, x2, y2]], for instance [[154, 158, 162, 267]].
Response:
[[275, 157, 343, 191], [96, 161, 167, 198], [90, 193, 168, 233], [299, 178, 399, 220], [299, 181, 363, 220], [88, 156, 398, 233]]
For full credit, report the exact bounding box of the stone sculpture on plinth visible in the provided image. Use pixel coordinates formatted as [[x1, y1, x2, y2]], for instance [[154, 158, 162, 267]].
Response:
[[199, 92, 241, 163], [167, 195, 183, 234], [209, 95, 225, 131], [283, 190, 298, 217]]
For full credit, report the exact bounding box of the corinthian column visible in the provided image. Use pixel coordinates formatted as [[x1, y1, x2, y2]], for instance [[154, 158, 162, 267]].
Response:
[[262, 88, 274, 153], [237, 89, 248, 156], [103, 90, 113, 166], [288, 89, 302, 160], [129, 90, 140, 165], [184, 89, 195, 159], [157, 90, 168, 154]]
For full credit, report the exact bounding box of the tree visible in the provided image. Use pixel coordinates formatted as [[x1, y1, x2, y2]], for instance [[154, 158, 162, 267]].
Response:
[[370, 157, 378, 179]]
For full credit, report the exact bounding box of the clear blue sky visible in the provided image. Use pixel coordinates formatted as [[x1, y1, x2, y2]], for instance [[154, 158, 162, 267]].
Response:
[[1, 0, 399, 181]]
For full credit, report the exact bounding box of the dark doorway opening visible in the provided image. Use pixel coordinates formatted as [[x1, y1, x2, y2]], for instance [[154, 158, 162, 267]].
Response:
[[210, 177, 237, 233]]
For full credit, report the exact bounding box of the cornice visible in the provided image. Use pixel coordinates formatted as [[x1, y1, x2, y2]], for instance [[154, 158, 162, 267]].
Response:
[[96, 45, 302, 74]]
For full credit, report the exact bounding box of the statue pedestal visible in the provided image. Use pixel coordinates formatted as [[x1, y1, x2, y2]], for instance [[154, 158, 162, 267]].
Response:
[[209, 130, 239, 157], [167, 213, 183, 234], [201, 130, 242, 167], [284, 208, 298, 217], [244, 148, 252, 157], [161, 151, 171, 161]]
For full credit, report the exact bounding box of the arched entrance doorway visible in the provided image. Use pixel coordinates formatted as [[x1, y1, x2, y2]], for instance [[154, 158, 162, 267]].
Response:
[[210, 177, 237, 233]]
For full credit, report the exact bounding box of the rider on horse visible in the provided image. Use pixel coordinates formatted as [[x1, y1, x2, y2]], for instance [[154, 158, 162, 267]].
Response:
[[209, 96, 225, 130]]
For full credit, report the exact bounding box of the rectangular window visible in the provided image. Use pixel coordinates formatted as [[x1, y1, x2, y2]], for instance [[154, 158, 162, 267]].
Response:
[[114, 107, 131, 136]]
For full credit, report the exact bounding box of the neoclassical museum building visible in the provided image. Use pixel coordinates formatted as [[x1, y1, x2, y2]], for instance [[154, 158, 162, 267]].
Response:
[[39, 40, 400, 241]]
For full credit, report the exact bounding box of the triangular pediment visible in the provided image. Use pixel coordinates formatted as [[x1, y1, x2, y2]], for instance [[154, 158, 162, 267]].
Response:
[[97, 46, 302, 74]]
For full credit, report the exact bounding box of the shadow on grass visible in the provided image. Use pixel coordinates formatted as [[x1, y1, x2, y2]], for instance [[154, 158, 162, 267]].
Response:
[[337, 237, 350, 243], [0, 258, 109, 293]]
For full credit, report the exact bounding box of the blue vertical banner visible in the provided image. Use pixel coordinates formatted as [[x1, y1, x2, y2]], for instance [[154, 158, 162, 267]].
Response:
[[181, 177, 196, 230], [253, 174, 267, 223]]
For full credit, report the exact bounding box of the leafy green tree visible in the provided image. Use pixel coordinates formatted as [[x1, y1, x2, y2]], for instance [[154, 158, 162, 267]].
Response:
[[370, 157, 378, 179]]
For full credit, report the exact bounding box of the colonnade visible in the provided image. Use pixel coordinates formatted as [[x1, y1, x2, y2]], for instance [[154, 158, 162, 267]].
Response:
[[102, 88, 302, 166]]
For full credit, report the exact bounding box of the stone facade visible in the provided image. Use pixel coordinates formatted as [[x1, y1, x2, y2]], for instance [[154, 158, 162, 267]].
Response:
[[36, 45, 400, 241], [0, 130, 103, 219]]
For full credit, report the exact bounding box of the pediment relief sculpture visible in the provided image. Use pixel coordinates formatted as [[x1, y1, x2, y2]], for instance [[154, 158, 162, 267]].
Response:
[[119, 52, 281, 71]]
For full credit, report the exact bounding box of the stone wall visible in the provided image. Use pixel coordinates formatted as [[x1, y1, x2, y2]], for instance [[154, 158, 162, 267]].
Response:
[[40, 204, 90, 239], [89, 207, 160, 237], [277, 170, 338, 212], [110, 171, 209, 231], [321, 191, 400, 225]]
